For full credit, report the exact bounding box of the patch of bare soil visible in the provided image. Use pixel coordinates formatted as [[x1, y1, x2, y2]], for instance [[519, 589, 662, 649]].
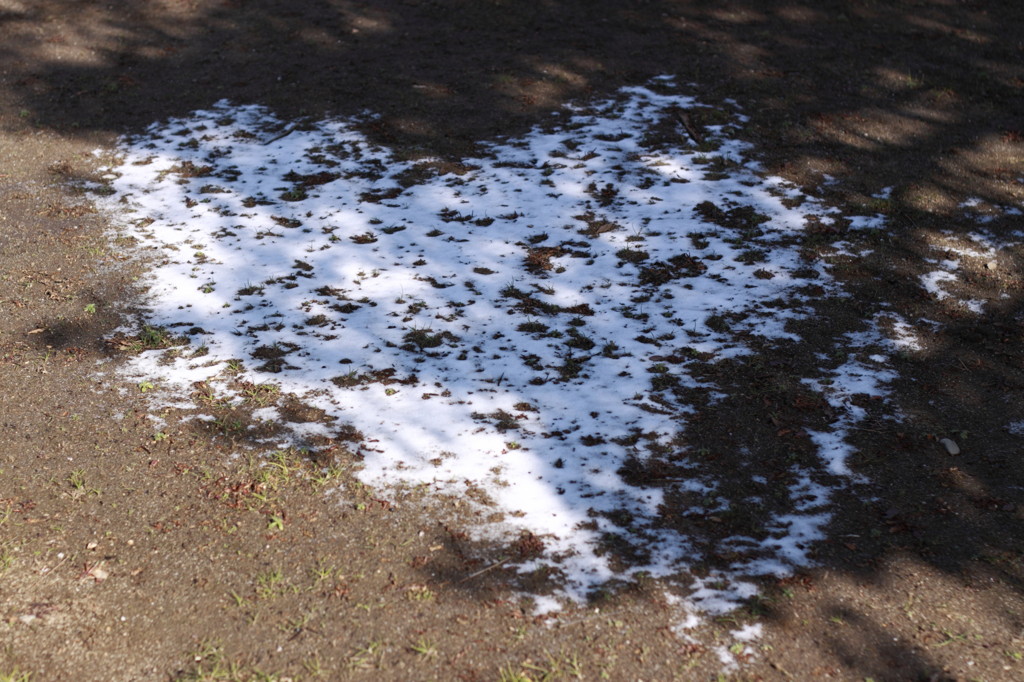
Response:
[[2, 1, 1023, 680]]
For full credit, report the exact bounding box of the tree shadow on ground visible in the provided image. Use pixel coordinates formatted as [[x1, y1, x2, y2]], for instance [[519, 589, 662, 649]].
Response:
[[6, 0, 1024, 677]]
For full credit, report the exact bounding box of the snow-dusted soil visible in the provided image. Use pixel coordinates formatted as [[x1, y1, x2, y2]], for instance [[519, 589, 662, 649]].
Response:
[[97, 80, 902, 614]]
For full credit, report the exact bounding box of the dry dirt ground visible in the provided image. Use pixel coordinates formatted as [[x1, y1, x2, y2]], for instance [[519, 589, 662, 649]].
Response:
[[2, 1, 1024, 680]]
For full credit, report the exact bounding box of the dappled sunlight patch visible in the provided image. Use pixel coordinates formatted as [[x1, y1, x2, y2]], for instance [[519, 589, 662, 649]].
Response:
[[96, 80, 900, 615]]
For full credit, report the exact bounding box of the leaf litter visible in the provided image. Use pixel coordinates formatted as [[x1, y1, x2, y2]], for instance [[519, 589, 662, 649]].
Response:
[[95, 79, 905, 622]]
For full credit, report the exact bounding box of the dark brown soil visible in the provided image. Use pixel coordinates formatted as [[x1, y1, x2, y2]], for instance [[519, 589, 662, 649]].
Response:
[[2, 1, 1023, 680]]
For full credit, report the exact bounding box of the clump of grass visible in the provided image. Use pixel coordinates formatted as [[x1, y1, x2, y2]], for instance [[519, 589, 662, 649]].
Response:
[[254, 567, 297, 600], [524, 246, 567, 274], [0, 542, 14, 575], [688, 231, 710, 249], [113, 325, 185, 353], [556, 356, 586, 381], [650, 373, 680, 392], [736, 248, 768, 265], [280, 187, 308, 201], [270, 215, 302, 228], [638, 253, 707, 285], [564, 329, 595, 351], [350, 232, 377, 244], [348, 641, 385, 671], [410, 638, 438, 657], [516, 321, 549, 334], [616, 248, 649, 264], [240, 382, 279, 406], [472, 410, 522, 432], [0, 668, 33, 682], [574, 211, 621, 238], [236, 283, 264, 296], [694, 200, 769, 230], [402, 328, 459, 351]]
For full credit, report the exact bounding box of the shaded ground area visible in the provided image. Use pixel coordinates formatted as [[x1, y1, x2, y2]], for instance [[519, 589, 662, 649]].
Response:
[[1, 1, 1023, 680]]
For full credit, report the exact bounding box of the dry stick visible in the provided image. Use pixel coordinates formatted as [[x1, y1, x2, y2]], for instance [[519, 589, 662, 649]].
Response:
[[263, 125, 297, 145], [673, 109, 704, 146], [459, 556, 511, 583]]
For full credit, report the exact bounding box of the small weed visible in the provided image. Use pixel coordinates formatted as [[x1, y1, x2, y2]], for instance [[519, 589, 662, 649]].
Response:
[[310, 559, 336, 584], [500, 651, 584, 681], [67, 469, 100, 497], [131, 325, 176, 352], [267, 450, 297, 479], [0, 542, 14, 574], [407, 585, 435, 601], [213, 417, 243, 434], [0, 669, 32, 682], [278, 611, 314, 635], [254, 568, 291, 599], [179, 641, 240, 681], [302, 656, 326, 677], [932, 630, 968, 648], [410, 639, 437, 657], [498, 664, 532, 682], [310, 464, 346, 489], [192, 381, 231, 407], [242, 382, 279, 406], [348, 641, 385, 671]]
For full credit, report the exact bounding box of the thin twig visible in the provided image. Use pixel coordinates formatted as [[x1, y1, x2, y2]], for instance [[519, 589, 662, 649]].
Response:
[[459, 556, 511, 583], [263, 125, 297, 145], [673, 109, 704, 145]]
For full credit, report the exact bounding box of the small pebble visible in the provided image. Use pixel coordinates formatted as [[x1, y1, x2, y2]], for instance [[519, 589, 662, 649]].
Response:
[[985, 261, 997, 270], [939, 437, 960, 455]]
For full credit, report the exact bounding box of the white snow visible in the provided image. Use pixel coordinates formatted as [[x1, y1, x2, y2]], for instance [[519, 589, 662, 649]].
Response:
[[881, 314, 923, 352], [732, 623, 763, 642], [918, 229, 1020, 313], [920, 270, 958, 300], [96, 81, 899, 614]]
